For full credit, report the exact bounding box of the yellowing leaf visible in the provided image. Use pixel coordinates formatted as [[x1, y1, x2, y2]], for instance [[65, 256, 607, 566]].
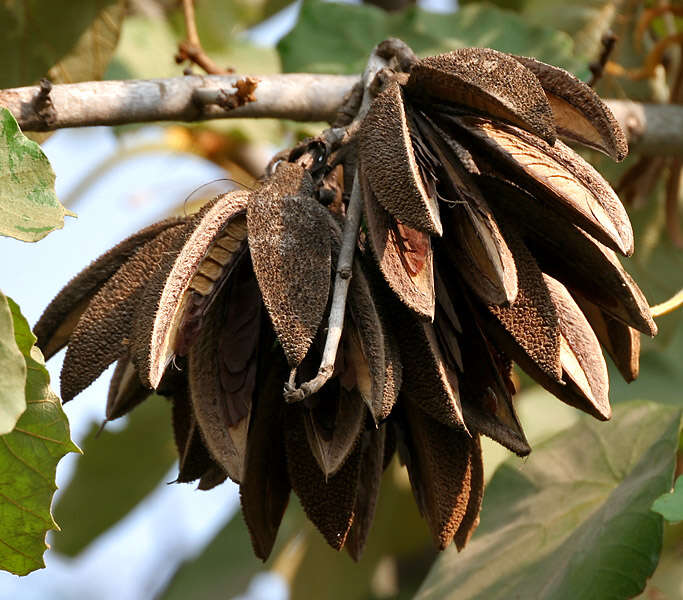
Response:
[[0, 298, 79, 576], [0, 291, 27, 435], [0, 108, 75, 242]]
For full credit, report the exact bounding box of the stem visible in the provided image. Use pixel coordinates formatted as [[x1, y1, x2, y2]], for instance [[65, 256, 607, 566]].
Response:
[[283, 45, 391, 402], [177, 0, 229, 75], [651, 289, 683, 317], [284, 175, 364, 401]]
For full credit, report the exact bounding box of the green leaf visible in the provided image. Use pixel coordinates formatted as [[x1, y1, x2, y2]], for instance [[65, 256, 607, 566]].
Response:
[[0, 292, 27, 435], [0, 108, 75, 242], [520, 0, 617, 61], [51, 396, 177, 556], [653, 476, 683, 524], [416, 401, 682, 600], [47, 0, 125, 85], [0, 1, 121, 88], [278, 0, 584, 76], [0, 297, 79, 575]]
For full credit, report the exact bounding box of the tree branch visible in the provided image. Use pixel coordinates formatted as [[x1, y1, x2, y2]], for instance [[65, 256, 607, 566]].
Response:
[[0, 74, 359, 130], [1, 74, 683, 155]]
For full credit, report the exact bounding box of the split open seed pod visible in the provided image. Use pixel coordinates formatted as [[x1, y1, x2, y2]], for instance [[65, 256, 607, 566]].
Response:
[[360, 81, 443, 235]]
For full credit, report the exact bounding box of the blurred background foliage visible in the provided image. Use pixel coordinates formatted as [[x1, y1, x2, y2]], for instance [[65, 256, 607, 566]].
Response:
[[0, 0, 682, 598]]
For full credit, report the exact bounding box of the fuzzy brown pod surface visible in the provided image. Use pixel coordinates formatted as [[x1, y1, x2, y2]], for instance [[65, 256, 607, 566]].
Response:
[[36, 42, 655, 562]]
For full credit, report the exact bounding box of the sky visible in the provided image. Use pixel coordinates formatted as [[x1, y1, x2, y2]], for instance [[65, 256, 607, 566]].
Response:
[[0, 1, 457, 598]]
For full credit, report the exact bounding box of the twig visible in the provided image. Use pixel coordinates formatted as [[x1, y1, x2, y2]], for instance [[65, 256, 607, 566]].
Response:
[[175, 0, 230, 75], [650, 288, 683, 317], [588, 30, 618, 87], [283, 44, 392, 402], [284, 175, 364, 401]]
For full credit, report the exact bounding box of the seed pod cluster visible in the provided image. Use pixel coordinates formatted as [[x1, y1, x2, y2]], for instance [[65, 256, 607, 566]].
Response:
[[35, 43, 655, 561]]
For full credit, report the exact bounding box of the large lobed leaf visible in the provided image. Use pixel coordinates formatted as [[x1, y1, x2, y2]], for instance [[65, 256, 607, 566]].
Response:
[[0, 292, 27, 435], [415, 401, 682, 600], [0, 298, 79, 575], [0, 108, 74, 242], [278, 0, 584, 76]]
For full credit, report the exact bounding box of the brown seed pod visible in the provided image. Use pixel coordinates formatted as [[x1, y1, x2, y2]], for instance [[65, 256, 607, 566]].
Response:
[[171, 386, 216, 484], [513, 55, 628, 161], [452, 115, 634, 256], [303, 384, 366, 478], [346, 427, 386, 561], [346, 258, 389, 422], [132, 191, 250, 389], [401, 397, 475, 550], [61, 223, 187, 402], [197, 465, 228, 491], [453, 434, 483, 551], [440, 275, 530, 456], [106, 357, 151, 422], [285, 403, 362, 550], [360, 81, 443, 235], [481, 232, 562, 383], [484, 177, 656, 336], [544, 274, 610, 420], [407, 48, 557, 144], [188, 254, 261, 483], [416, 114, 518, 306], [34, 217, 186, 360], [362, 168, 435, 320], [240, 350, 291, 561], [395, 306, 465, 428], [573, 293, 640, 383], [248, 162, 332, 367]]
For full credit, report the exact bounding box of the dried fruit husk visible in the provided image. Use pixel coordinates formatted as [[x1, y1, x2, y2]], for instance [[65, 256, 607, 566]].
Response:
[[573, 293, 640, 383], [133, 190, 250, 389], [362, 167, 435, 320], [544, 274, 611, 420], [406, 48, 556, 144], [438, 274, 530, 456], [198, 465, 228, 491], [34, 217, 186, 360], [478, 230, 562, 384], [303, 381, 366, 478], [359, 81, 442, 235], [188, 253, 262, 483], [171, 384, 216, 484], [346, 427, 386, 561], [248, 162, 332, 367], [285, 403, 362, 550], [240, 347, 291, 561], [482, 176, 656, 336], [394, 302, 465, 428], [513, 55, 627, 161], [61, 223, 187, 401], [106, 356, 151, 422], [415, 113, 517, 306], [399, 397, 475, 550], [447, 115, 633, 256], [453, 434, 483, 551]]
